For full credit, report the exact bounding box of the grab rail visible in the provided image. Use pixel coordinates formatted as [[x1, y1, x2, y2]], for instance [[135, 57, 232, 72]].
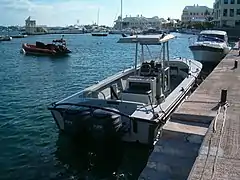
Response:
[[50, 102, 132, 119]]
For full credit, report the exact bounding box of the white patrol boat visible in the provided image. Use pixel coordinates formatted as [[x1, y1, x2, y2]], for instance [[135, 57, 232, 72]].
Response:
[[48, 33, 202, 146]]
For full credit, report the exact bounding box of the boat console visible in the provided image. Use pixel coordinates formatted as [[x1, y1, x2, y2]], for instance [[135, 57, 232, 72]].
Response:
[[139, 61, 163, 77], [122, 76, 157, 104]]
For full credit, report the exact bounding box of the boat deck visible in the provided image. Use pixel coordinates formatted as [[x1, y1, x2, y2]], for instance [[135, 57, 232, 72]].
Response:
[[139, 50, 240, 180]]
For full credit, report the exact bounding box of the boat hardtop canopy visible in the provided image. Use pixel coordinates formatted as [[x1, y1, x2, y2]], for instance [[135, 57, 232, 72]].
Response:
[[117, 34, 175, 45], [200, 30, 227, 36]]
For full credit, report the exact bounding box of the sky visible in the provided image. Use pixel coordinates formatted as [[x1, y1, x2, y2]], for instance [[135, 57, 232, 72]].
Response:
[[0, 0, 214, 27]]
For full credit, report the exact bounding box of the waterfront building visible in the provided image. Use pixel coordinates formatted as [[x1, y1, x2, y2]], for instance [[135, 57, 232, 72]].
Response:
[[213, 0, 240, 27], [113, 15, 166, 29], [25, 16, 36, 34], [25, 16, 48, 35], [181, 4, 213, 22]]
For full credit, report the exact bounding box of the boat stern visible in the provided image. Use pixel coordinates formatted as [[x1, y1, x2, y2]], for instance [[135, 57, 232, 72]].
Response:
[[48, 104, 66, 131]]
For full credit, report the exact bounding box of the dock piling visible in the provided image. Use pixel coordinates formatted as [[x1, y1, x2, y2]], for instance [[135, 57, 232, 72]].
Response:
[[234, 59, 238, 69], [220, 89, 228, 105]]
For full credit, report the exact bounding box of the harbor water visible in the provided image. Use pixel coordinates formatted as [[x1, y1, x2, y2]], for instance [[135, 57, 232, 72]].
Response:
[[0, 33, 214, 180]]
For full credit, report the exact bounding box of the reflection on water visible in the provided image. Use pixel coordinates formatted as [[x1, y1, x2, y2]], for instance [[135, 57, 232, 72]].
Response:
[[55, 133, 151, 180]]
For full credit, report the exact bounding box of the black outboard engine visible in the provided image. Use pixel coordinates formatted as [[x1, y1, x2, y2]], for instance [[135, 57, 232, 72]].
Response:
[[86, 108, 123, 143], [63, 107, 123, 144]]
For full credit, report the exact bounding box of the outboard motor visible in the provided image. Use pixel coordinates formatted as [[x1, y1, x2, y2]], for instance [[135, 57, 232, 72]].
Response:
[[62, 108, 123, 143], [86, 108, 123, 143]]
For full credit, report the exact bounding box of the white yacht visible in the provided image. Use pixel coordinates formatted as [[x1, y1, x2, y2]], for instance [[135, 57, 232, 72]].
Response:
[[48, 34, 202, 146], [0, 35, 12, 41], [189, 30, 231, 63], [91, 8, 109, 37], [91, 30, 108, 37]]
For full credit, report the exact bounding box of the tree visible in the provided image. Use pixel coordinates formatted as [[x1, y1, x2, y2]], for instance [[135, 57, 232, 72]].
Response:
[[204, 9, 210, 16], [206, 16, 214, 22]]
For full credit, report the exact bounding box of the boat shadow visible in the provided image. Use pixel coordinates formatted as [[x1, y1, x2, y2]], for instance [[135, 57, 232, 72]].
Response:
[[55, 133, 152, 179]]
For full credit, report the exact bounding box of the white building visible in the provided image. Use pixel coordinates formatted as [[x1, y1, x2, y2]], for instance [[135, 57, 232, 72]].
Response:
[[181, 4, 213, 22], [25, 16, 48, 35], [213, 0, 240, 27], [113, 15, 166, 29], [25, 16, 36, 34]]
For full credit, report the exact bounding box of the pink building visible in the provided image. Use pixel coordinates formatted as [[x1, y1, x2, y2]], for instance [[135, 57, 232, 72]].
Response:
[[181, 4, 213, 22]]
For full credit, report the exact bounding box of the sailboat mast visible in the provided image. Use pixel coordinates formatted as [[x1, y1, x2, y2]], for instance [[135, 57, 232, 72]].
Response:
[[120, 0, 123, 30], [97, 8, 100, 26]]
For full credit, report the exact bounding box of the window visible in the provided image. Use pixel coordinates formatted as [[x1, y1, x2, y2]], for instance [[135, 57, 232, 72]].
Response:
[[231, 0, 235, 4], [238, 0, 240, 4], [224, 0, 228, 4], [230, 9, 234, 17], [223, 9, 228, 16], [198, 34, 225, 42], [235, 20, 240, 26], [190, 12, 192, 15], [237, 9, 240, 15]]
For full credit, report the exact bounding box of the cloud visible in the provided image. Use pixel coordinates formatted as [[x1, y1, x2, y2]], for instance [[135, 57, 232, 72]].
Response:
[[0, 0, 103, 26]]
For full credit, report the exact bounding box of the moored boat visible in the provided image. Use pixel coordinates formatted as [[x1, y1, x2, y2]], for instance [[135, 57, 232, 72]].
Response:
[[48, 34, 202, 146], [12, 34, 28, 38], [91, 32, 109, 36], [189, 30, 231, 63], [0, 35, 12, 41], [21, 37, 71, 56]]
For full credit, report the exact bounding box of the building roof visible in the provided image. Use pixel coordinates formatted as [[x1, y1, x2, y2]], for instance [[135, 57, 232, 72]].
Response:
[[183, 5, 213, 12], [200, 30, 227, 36], [115, 15, 164, 23]]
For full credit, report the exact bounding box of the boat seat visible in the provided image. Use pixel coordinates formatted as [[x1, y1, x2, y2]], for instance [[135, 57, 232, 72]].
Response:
[[152, 63, 162, 76], [122, 88, 152, 95], [36, 41, 45, 48]]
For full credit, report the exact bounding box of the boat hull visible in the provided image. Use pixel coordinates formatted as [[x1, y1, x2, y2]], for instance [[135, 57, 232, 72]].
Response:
[[0, 36, 12, 41], [91, 33, 108, 37], [22, 43, 71, 56], [189, 45, 229, 63]]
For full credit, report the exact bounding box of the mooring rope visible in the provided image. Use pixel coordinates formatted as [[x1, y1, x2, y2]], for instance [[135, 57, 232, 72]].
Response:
[[211, 103, 228, 180], [199, 102, 229, 180]]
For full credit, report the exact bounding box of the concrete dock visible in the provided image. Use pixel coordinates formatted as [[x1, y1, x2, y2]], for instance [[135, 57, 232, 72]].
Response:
[[139, 50, 240, 180]]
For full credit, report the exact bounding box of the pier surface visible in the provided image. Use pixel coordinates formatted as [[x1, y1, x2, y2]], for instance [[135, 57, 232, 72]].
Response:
[[139, 50, 240, 180]]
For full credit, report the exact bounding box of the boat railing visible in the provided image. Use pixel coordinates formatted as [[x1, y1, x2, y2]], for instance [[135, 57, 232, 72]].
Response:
[[50, 102, 133, 119]]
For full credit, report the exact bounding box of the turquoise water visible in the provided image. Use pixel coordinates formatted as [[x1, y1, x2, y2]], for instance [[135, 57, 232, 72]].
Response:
[[0, 33, 195, 180]]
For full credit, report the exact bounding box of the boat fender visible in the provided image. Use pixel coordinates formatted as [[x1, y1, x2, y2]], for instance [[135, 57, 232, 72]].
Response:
[[20, 48, 26, 54]]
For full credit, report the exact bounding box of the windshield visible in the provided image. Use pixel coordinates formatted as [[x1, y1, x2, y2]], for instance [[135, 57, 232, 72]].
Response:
[[197, 34, 225, 43]]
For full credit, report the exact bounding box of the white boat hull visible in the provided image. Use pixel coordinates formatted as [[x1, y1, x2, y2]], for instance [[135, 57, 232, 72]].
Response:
[[190, 45, 230, 63]]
